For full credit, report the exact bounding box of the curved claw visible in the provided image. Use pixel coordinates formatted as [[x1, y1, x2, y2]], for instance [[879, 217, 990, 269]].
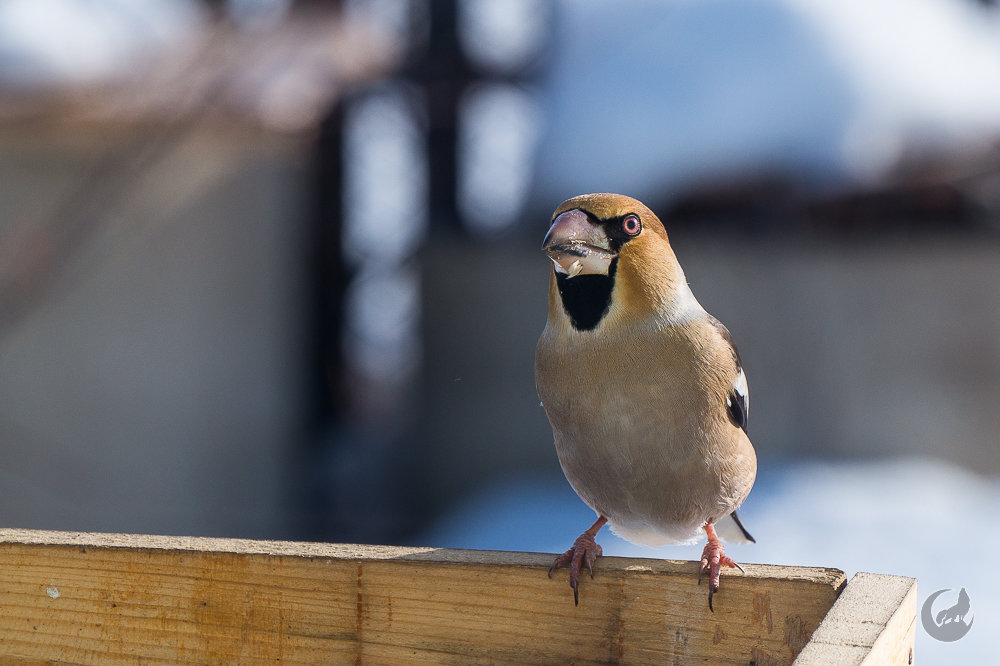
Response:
[[699, 522, 744, 612], [549, 516, 607, 605], [555, 536, 601, 606]]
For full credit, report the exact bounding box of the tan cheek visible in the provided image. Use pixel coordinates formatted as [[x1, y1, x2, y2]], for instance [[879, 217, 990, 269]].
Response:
[[609, 250, 657, 317]]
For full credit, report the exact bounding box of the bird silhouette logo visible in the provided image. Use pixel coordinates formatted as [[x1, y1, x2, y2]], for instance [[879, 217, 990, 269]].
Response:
[[922, 588, 974, 642]]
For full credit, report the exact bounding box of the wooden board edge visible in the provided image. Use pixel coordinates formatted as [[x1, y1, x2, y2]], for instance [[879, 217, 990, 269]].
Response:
[[0, 528, 846, 588], [791, 572, 917, 666], [861, 577, 917, 666]]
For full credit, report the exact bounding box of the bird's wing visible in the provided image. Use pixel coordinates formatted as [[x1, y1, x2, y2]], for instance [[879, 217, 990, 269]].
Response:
[[707, 315, 748, 433], [714, 510, 756, 544]]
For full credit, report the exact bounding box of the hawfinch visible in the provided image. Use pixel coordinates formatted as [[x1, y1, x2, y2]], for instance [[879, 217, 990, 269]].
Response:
[[535, 193, 756, 611]]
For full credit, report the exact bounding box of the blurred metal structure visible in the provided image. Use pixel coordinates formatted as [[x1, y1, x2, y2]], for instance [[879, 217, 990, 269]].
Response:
[[310, 0, 551, 544]]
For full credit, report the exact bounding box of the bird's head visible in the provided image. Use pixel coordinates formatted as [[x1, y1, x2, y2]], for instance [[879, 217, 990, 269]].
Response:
[[542, 193, 697, 331]]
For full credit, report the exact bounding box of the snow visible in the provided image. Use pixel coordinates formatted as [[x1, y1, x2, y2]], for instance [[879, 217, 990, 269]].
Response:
[[0, 0, 203, 89], [533, 0, 1000, 202], [419, 456, 999, 662]]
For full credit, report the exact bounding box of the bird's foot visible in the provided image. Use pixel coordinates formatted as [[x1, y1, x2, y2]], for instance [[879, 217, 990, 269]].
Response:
[[698, 522, 745, 612], [548, 516, 607, 605]]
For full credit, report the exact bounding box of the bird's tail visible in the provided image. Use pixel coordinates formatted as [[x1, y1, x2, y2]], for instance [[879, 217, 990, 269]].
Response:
[[713, 511, 755, 544]]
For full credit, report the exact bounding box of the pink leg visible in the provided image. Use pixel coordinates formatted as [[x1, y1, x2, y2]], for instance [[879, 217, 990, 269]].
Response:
[[549, 515, 607, 605], [699, 522, 745, 612]]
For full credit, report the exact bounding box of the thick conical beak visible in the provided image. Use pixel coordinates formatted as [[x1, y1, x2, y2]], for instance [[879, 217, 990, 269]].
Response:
[[541, 209, 616, 278]]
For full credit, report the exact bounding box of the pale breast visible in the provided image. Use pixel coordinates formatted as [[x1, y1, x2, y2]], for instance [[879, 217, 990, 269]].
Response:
[[535, 316, 756, 545]]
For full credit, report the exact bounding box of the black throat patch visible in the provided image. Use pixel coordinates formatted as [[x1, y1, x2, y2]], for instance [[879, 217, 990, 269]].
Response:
[[554, 258, 618, 331]]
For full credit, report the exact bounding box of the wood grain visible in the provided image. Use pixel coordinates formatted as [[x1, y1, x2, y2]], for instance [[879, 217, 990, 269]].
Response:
[[0, 528, 857, 664]]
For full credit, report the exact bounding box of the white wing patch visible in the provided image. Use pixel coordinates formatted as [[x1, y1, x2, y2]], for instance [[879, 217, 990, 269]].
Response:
[[733, 367, 748, 418]]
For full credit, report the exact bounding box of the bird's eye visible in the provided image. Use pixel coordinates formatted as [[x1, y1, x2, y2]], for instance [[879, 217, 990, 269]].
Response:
[[622, 214, 641, 236]]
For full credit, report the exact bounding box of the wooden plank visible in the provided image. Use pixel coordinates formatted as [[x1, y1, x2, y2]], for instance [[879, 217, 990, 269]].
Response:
[[0, 529, 845, 664], [792, 572, 917, 666]]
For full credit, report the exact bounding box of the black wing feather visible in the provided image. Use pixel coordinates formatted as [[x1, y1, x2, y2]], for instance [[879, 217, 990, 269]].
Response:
[[707, 315, 748, 433], [729, 510, 756, 543]]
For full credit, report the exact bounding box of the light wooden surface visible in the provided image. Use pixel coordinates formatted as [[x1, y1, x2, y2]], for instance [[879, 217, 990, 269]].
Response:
[[792, 572, 917, 666], [0, 528, 899, 665]]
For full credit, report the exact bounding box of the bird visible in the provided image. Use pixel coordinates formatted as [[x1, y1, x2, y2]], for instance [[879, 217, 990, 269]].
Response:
[[534, 193, 756, 611]]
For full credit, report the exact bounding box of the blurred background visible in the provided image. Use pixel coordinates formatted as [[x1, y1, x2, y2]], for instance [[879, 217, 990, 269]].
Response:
[[1, 0, 998, 660]]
